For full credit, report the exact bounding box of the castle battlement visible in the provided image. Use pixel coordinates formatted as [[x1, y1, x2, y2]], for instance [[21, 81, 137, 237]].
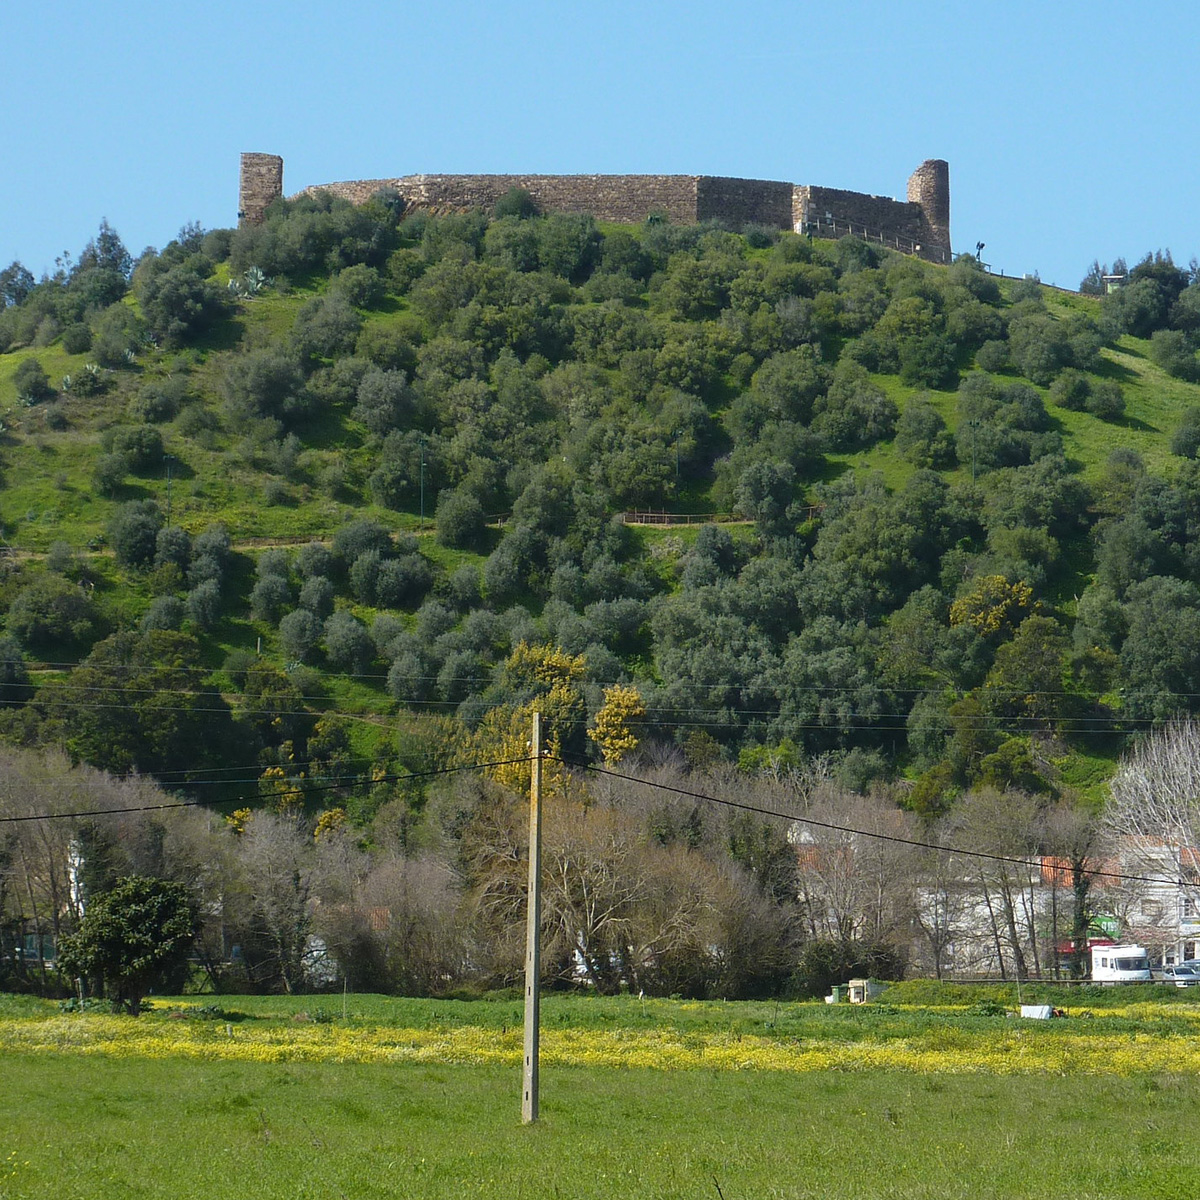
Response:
[[239, 155, 951, 262]]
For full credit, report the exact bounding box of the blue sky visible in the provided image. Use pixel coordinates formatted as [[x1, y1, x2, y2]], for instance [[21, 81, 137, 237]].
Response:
[[2, 1, 1196, 289]]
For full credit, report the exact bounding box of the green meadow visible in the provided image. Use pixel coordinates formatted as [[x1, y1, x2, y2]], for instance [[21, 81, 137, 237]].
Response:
[[2, 989, 1198, 1199]]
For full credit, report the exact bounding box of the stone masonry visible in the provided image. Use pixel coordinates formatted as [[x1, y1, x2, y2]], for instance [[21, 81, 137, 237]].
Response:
[[238, 153, 284, 227], [240, 155, 951, 262]]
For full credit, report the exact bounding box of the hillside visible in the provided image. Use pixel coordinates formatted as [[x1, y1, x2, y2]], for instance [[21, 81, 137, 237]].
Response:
[[2, 195, 1200, 815]]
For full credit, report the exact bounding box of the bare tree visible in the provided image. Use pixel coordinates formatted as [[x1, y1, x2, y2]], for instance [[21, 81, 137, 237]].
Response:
[[1042, 799, 1103, 979], [235, 812, 315, 992], [791, 786, 918, 951], [946, 788, 1045, 979], [1106, 720, 1200, 847], [1103, 721, 1200, 953]]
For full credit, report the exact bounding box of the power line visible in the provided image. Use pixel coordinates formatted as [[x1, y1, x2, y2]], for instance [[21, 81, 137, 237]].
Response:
[[2, 741, 1191, 892], [551, 757, 1190, 892], [17, 678, 1168, 733], [0, 757, 529, 825]]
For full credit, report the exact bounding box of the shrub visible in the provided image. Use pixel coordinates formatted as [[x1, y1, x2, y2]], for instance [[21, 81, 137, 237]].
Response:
[[1048, 368, 1089, 411], [129, 376, 189, 423], [135, 259, 228, 346], [435, 488, 488, 550], [42, 402, 70, 429], [250, 574, 293, 622], [356, 321, 418, 373], [91, 304, 144, 367], [46, 542, 78, 576], [7, 575, 96, 647], [92, 453, 129, 496], [324, 612, 374, 673], [973, 339, 1009, 372], [447, 564, 482, 611], [62, 322, 93, 354], [894, 397, 955, 469], [154, 525, 192, 571], [298, 575, 335, 618], [375, 555, 434, 609], [1085, 379, 1126, 420], [295, 542, 334, 579], [349, 548, 383, 604], [1172, 407, 1200, 458], [12, 357, 53, 402], [221, 348, 306, 425], [333, 518, 393, 566], [0, 635, 31, 705], [34, 315, 62, 347], [493, 187, 539, 219], [108, 501, 164, 568], [188, 554, 223, 589], [1149, 328, 1199, 381], [790, 939, 906, 999], [279, 607, 322, 662], [291, 293, 362, 360], [141, 595, 186, 632], [263, 478, 291, 506], [193, 524, 232, 569], [102, 425, 164, 472], [66, 363, 109, 397], [331, 264, 385, 308], [186, 580, 222, 630], [353, 367, 413, 436]]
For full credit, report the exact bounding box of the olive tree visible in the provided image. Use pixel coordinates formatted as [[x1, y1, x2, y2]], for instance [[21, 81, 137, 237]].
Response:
[[58, 876, 196, 1015]]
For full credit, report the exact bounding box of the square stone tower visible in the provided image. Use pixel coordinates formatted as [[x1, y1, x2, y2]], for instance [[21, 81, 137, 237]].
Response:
[[238, 153, 284, 227]]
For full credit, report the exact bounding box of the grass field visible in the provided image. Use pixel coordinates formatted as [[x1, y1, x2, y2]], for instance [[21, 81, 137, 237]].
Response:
[[2, 989, 1199, 1198]]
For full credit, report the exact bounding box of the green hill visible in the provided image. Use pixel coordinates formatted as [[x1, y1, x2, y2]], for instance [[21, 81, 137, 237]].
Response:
[[2, 197, 1199, 812]]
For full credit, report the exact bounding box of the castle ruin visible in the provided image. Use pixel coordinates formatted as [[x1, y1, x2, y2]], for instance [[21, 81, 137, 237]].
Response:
[[239, 153, 951, 262]]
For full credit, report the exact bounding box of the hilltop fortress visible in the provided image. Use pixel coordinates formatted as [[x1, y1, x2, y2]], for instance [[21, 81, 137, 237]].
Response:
[[238, 153, 951, 263]]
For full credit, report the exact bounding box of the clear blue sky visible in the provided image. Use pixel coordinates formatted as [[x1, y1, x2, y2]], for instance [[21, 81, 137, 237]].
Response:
[[2, 0, 1196, 289]]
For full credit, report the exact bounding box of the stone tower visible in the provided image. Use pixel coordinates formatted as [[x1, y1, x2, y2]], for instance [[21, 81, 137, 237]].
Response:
[[906, 158, 950, 255], [238, 153, 284, 227]]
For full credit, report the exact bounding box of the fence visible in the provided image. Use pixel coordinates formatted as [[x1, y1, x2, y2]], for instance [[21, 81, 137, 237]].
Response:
[[620, 511, 741, 526], [800, 215, 951, 264]]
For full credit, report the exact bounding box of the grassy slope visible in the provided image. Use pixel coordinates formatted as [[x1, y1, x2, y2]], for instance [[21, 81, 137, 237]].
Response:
[[2, 242, 1199, 794], [5, 252, 1195, 557]]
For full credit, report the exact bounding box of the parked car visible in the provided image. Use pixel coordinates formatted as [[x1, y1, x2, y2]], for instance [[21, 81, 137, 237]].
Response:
[[1163, 962, 1200, 987]]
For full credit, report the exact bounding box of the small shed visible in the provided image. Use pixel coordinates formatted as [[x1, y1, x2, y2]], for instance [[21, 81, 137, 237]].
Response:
[[845, 978, 886, 1004]]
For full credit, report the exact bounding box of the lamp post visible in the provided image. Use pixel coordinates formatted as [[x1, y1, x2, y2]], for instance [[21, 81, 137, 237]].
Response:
[[419, 436, 427, 528], [164, 454, 176, 524]]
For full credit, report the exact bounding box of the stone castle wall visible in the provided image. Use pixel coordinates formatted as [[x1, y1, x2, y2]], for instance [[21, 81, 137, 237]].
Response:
[[401, 174, 702, 225], [793, 183, 944, 260], [291, 173, 798, 229], [244, 154, 951, 260], [695, 176, 794, 229]]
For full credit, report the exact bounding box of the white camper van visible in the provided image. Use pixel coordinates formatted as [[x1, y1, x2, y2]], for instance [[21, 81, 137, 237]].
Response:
[[1090, 944, 1152, 983]]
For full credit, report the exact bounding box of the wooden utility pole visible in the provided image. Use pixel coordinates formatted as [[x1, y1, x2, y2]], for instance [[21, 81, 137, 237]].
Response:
[[522, 710, 543, 1123]]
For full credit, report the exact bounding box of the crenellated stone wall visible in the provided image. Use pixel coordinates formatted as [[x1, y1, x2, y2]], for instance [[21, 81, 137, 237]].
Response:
[[242, 155, 952, 261]]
